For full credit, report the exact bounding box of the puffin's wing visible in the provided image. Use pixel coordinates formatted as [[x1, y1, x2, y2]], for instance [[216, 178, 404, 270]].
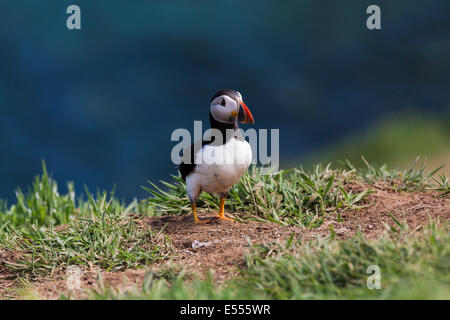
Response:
[[178, 140, 211, 181], [179, 160, 195, 182]]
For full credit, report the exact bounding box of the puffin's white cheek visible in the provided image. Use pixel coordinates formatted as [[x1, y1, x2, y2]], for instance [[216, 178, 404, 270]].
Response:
[[211, 105, 234, 122]]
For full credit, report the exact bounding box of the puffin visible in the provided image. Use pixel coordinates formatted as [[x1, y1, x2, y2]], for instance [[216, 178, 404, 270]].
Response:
[[179, 89, 255, 223]]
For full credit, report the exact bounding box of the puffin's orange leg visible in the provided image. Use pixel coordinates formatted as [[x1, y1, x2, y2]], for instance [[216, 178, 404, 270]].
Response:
[[216, 197, 234, 221], [192, 202, 212, 223], [192, 202, 199, 223]]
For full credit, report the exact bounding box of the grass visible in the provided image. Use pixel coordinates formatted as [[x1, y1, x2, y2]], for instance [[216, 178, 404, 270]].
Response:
[[430, 174, 450, 198], [88, 220, 450, 300], [0, 161, 76, 227], [2, 159, 444, 231], [0, 163, 170, 276], [145, 164, 374, 227], [0, 162, 151, 228], [144, 157, 447, 226], [0, 161, 155, 228], [0, 159, 448, 298], [0, 192, 172, 276], [342, 156, 444, 192]]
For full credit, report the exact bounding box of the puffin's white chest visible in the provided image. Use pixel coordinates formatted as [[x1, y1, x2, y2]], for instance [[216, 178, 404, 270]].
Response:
[[186, 137, 252, 195]]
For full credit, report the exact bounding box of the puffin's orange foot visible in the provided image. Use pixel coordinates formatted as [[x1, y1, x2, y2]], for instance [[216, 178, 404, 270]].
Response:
[[192, 203, 213, 223], [195, 218, 214, 224], [215, 197, 234, 222], [215, 214, 235, 222]]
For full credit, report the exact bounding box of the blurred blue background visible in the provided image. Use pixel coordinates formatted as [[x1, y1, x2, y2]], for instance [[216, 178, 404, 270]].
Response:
[[1, 0, 449, 201]]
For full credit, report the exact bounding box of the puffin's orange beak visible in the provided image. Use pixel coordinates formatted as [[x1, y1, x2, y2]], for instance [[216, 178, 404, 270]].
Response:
[[238, 100, 254, 124]]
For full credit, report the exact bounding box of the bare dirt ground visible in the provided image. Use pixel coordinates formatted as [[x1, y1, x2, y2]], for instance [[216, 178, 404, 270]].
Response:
[[0, 250, 19, 299], [1, 184, 449, 299]]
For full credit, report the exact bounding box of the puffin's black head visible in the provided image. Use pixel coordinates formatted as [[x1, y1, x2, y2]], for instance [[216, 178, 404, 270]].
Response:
[[209, 89, 254, 124]]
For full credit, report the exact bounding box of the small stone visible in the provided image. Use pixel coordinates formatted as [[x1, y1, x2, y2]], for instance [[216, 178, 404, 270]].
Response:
[[192, 240, 215, 249]]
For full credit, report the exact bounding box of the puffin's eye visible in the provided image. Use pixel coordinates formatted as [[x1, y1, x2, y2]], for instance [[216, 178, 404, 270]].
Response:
[[220, 98, 226, 107]]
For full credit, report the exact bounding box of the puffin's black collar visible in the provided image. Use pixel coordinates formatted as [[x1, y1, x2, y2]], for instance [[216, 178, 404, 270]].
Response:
[[209, 112, 239, 145]]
